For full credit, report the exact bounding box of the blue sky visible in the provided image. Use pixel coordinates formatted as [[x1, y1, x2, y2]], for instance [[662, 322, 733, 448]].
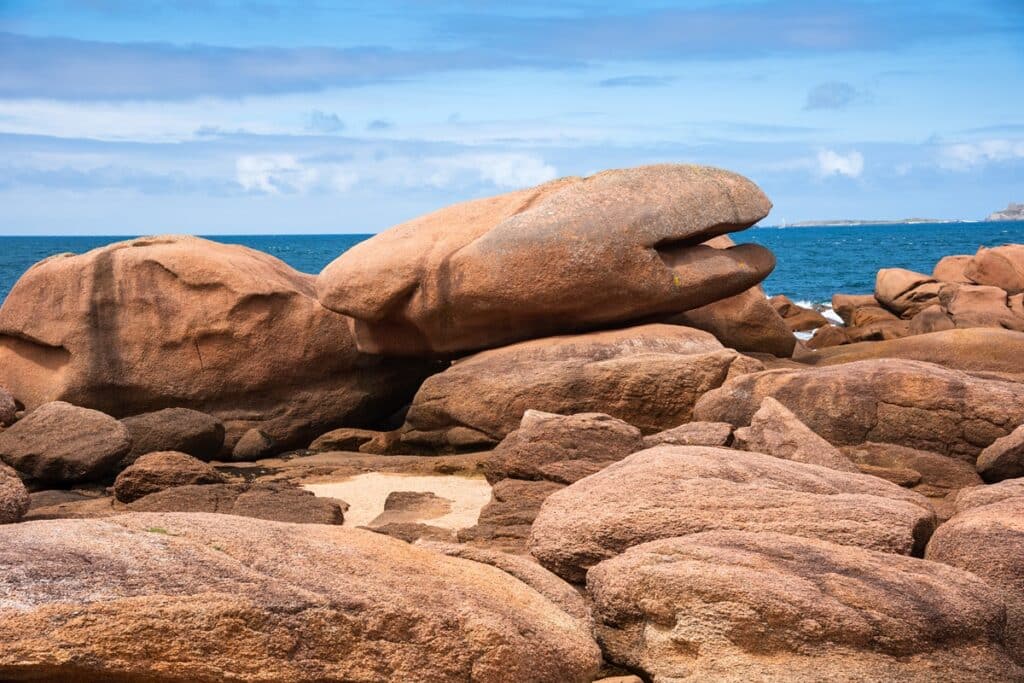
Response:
[[1, 0, 1022, 234]]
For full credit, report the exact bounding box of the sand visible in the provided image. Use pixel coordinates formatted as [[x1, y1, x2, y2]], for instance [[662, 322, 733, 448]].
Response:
[[304, 473, 492, 529]]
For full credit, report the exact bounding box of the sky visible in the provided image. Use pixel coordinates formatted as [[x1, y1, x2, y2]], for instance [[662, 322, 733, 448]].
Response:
[[1, 0, 1023, 234]]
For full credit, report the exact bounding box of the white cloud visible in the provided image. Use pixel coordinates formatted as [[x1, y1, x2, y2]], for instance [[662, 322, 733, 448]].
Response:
[[940, 139, 1024, 170], [236, 154, 319, 195], [816, 149, 864, 178], [235, 152, 557, 195]]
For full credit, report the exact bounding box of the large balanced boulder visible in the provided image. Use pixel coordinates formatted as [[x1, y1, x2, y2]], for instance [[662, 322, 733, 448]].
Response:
[[0, 463, 29, 524], [0, 401, 130, 485], [798, 328, 1024, 381], [0, 235, 434, 453], [113, 451, 226, 503], [317, 165, 775, 355], [483, 410, 643, 485], [0, 513, 601, 682], [398, 324, 762, 452], [120, 407, 225, 465], [588, 531, 1023, 682], [693, 359, 1024, 458], [529, 446, 936, 582]]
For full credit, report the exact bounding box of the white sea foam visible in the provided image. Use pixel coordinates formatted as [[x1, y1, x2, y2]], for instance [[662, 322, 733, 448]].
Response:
[[794, 330, 815, 341]]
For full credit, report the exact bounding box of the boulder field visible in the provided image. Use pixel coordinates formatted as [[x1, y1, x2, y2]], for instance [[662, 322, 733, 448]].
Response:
[[1, 165, 1024, 681]]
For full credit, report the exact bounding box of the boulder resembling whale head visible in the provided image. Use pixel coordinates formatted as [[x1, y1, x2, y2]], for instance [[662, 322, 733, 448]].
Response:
[[317, 164, 775, 355]]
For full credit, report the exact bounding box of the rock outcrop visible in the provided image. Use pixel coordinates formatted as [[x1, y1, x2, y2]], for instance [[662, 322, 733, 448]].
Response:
[[0, 235, 434, 454], [976, 424, 1024, 482], [317, 165, 774, 355], [529, 447, 936, 582], [120, 407, 225, 465], [482, 410, 643, 485], [0, 463, 29, 524], [732, 396, 858, 472], [0, 401, 130, 485], [129, 482, 347, 525], [693, 359, 1024, 458], [113, 451, 226, 503], [588, 531, 1023, 682], [642, 421, 733, 448], [0, 513, 601, 682], [398, 324, 762, 452]]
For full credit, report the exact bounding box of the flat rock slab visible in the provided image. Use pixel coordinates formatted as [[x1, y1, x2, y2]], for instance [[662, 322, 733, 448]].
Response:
[[588, 531, 1023, 682], [0, 513, 600, 682], [529, 446, 936, 583]]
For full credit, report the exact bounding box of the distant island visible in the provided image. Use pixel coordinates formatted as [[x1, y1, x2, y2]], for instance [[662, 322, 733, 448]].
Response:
[[769, 218, 963, 228], [988, 203, 1024, 221]]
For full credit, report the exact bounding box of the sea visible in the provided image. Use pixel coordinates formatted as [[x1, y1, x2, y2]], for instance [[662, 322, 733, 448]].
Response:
[[2, 221, 1024, 312]]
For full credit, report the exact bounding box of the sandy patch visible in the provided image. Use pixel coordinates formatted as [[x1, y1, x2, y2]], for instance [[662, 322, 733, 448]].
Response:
[[304, 473, 492, 529]]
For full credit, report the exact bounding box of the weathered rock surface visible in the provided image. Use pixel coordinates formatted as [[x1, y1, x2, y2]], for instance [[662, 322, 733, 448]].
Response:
[[0, 463, 28, 524], [458, 479, 563, 552], [832, 293, 877, 325], [666, 238, 794, 356], [529, 447, 936, 582], [589, 531, 1024, 682], [0, 386, 16, 427], [231, 428, 276, 461], [943, 283, 1024, 331], [732, 397, 858, 472], [668, 285, 796, 357], [309, 427, 380, 452], [399, 324, 763, 452], [642, 421, 733, 448], [120, 407, 225, 465], [368, 491, 452, 528], [0, 513, 601, 682], [933, 254, 974, 282], [954, 479, 1024, 512], [416, 540, 590, 622], [0, 235, 433, 454], [798, 328, 1024, 380], [976, 423, 1024, 482], [964, 244, 1024, 294], [483, 410, 642, 485], [0, 401, 130, 485], [768, 294, 829, 331], [875, 268, 941, 317], [926, 497, 1024, 659], [317, 164, 775, 355], [693, 359, 1024, 458], [129, 482, 347, 525], [113, 451, 226, 503]]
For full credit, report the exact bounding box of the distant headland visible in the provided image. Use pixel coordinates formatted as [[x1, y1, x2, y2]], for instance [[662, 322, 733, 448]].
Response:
[[988, 203, 1024, 221]]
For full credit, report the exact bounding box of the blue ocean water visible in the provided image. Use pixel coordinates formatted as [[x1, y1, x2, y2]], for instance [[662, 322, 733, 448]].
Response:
[[2, 222, 1024, 306]]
